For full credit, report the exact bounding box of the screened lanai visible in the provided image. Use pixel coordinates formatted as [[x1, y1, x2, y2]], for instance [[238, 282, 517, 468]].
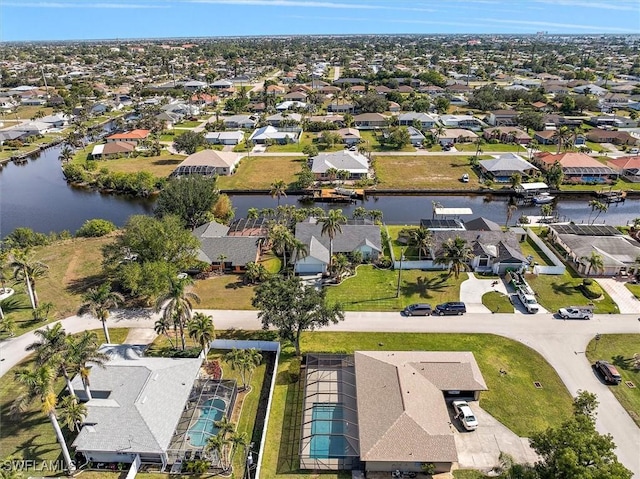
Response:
[[299, 354, 360, 471]]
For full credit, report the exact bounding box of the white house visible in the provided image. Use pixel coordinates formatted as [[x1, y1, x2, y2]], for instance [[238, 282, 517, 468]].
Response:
[[249, 125, 301, 144], [397, 112, 437, 128], [204, 130, 245, 145], [310, 150, 369, 180]]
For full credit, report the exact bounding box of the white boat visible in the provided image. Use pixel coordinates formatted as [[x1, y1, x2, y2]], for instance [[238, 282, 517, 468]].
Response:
[[532, 192, 555, 205]]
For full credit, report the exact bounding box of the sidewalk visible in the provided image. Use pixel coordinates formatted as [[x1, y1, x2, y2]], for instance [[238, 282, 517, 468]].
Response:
[[597, 278, 640, 314]]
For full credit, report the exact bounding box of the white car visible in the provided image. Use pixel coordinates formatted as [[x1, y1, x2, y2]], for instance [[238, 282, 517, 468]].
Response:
[[452, 400, 478, 431]]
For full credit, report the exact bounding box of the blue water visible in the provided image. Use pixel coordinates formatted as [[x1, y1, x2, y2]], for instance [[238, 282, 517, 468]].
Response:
[[188, 398, 227, 447], [310, 403, 346, 459]]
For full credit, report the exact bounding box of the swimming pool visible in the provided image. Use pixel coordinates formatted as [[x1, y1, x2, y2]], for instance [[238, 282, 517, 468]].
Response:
[[309, 403, 346, 459], [188, 398, 226, 447]]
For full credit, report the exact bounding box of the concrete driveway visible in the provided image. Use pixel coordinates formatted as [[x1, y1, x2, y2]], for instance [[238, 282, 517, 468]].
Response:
[[597, 278, 640, 314], [452, 403, 539, 471], [459, 273, 509, 313]]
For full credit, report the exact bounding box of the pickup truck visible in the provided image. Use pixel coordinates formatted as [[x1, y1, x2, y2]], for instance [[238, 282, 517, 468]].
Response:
[[557, 307, 593, 320], [516, 289, 539, 313]]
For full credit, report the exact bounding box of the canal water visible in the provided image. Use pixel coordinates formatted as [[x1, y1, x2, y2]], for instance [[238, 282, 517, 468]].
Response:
[[1, 145, 639, 237]]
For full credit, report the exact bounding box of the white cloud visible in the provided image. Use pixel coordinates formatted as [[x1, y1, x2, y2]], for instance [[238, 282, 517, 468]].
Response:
[[4, 1, 167, 8], [480, 17, 637, 32], [535, 0, 640, 11], [187, 0, 434, 12]]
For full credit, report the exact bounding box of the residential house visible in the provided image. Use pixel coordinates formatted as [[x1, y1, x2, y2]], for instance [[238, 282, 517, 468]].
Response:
[[39, 114, 70, 129], [588, 116, 638, 129], [192, 219, 265, 272], [163, 102, 200, 118], [607, 156, 640, 182], [433, 128, 478, 146], [13, 121, 51, 136], [211, 79, 234, 89], [0, 130, 27, 144], [438, 115, 485, 131], [266, 112, 302, 127], [293, 218, 382, 274], [265, 84, 287, 96], [91, 141, 136, 159], [543, 114, 586, 128], [309, 114, 345, 127], [406, 126, 426, 146], [479, 153, 539, 182], [388, 101, 401, 113], [533, 152, 618, 183], [106, 129, 151, 145], [171, 150, 243, 177], [275, 101, 307, 111], [190, 93, 218, 106], [72, 346, 203, 468], [204, 130, 245, 146], [573, 84, 608, 96], [284, 91, 308, 101], [332, 127, 361, 146], [486, 109, 519, 127], [541, 81, 570, 95], [249, 125, 301, 144], [548, 224, 640, 276], [222, 115, 257, 129], [299, 351, 488, 474], [20, 97, 47, 106], [182, 80, 208, 91], [445, 83, 473, 94], [353, 113, 388, 130], [327, 103, 356, 113], [483, 127, 531, 145], [397, 112, 437, 129], [586, 129, 638, 146], [310, 150, 369, 180]]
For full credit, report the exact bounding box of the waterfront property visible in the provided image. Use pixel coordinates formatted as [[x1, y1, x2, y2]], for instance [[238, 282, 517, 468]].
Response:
[[105, 129, 151, 145], [91, 141, 135, 159], [299, 351, 488, 474], [532, 152, 619, 184], [607, 156, 640, 182], [310, 150, 370, 181], [171, 150, 244, 177], [478, 153, 539, 182]]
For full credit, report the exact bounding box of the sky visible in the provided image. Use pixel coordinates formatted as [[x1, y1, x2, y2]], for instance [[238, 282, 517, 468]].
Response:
[[1, 0, 639, 42]]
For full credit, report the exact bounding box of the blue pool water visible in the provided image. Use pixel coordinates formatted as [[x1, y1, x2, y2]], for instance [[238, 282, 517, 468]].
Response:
[[309, 403, 346, 458], [188, 398, 227, 447]]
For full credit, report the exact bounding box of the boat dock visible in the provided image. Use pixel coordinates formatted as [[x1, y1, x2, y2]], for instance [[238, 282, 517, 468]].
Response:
[[596, 189, 627, 203], [299, 187, 366, 203]]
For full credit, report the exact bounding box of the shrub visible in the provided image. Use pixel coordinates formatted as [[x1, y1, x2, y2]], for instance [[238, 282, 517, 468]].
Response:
[[76, 219, 117, 238], [582, 278, 594, 286], [581, 280, 603, 300]]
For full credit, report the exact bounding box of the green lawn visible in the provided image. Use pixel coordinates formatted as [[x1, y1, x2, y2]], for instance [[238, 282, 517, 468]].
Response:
[[266, 132, 344, 153], [174, 121, 202, 128], [482, 291, 515, 313], [0, 236, 115, 339], [626, 283, 640, 299], [526, 271, 619, 314], [192, 274, 257, 310], [559, 177, 640, 192], [217, 156, 306, 190], [375, 155, 482, 189], [456, 143, 520, 153], [260, 331, 573, 479], [0, 134, 65, 161], [585, 334, 640, 427], [12, 105, 54, 120], [0, 328, 129, 466], [519, 236, 555, 267], [360, 130, 415, 152], [325, 265, 466, 311]]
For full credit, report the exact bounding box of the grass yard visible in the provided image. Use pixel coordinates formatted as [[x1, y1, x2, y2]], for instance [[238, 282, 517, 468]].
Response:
[[518, 236, 555, 267], [560, 177, 640, 192], [12, 105, 54, 120], [192, 274, 257, 310], [0, 134, 64, 161], [325, 265, 466, 311], [360, 130, 416, 152], [526, 270, 619, 314], [375, 155, 481, 189], [1, 236, 115, 339], [482, 291, 515, 313], [0, 328, 129, 466], [626, 283, 640, 299], [174, 121, 202, 128], [585, 334, 640, 427], [92, 153, 184, 177], [261, 331, 572, 479], [456, 143, 520, 153], [217, 156, 306, 190]]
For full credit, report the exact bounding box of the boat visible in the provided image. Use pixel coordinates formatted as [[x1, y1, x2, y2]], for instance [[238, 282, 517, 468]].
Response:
[[532, 192, 555, 205], [461, 173, 469, 183], [596, 189, 627, 203]]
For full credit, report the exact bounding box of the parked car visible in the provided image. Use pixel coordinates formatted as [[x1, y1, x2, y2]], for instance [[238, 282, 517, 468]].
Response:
[[452, 400, 478, 431], [403, 303, 432, 316], [594, 360, 622, 385], [435, 302, 467, 316], [557, 306, 593, 320]]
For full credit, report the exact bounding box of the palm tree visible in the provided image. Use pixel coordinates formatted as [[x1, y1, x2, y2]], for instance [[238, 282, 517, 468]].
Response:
[[57, 395, 87, 433], [188, 312, 215, 358], [214, 415, 235, 437], [509, 173, 522, 189], [318, 209, 347, 273], [155, 276, 200, 351], [331, 253, 351, 281], [68, 330, 109, 400], [435, 236, 473, 279], [26, 324, 76, 396], [243, 348, 262, 385], [540, 203, 553, 218], [78, 283, 124, 345], [247, 208, 260, 220], [588, 200, 608, 225], [11, 251, 49, 309], [268, 223, 295, 270], [434, 125, 445, 144], [581, 251, 604, 276], [206, 432, 231, 471], [269, 179, 287, 206], [410, 227, 433, 260], [552, 126, 571, 154], [229, 430, 248, 468], [154, 317, 176, 349], [58, 145, 73, 163], [506, 204, 518, 227], [11, 366, 75, 472], [473, 137, 485, 162]]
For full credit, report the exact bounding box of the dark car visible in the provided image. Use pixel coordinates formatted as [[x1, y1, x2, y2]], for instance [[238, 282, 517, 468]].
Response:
[[594, 360, 622, 385], [435, 302, 467, 316], [403, 303, 432, 316]]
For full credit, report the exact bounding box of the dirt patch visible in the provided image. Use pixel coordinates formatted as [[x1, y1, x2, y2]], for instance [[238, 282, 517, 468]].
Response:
[[62, 251, 80, 285]]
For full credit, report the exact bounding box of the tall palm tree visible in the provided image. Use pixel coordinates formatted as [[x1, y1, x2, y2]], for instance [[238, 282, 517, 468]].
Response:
[[581, 251, 604, 276], [155, 276, 200, 351], [243, 348, 262, 386], [435, 236, 474, 279], [506, 204, 518, 227], [78, 283, 124, 345], [206, 432, 231, 471], [11, 366, 75, 472], [588, 200, 608, 225], [26, 324, 76, 396], [473, 137, 485, 162], [229, 430, 248, 468], [58, 145, 73, 163], [68, 331, 109, 400], [331, 253, 351, 280], [188, 312, 216, 358], [268, 223, 295, 270], [214, 415, 235, 437], [57, 395, 87, 433], [319, 209, 347, 273], [154, 317, 176, 349], [11, 251, 49, 310], [552, 126, 571, 154], [269, 179, 287, 206], [410, 227, 433, 260], [509, 173, 522, 189]]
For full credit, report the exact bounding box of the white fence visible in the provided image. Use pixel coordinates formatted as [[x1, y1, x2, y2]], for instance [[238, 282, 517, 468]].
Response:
[[125, 454, 140, 479], [526, 229, 566, 275], [208, 339, 281, 479]]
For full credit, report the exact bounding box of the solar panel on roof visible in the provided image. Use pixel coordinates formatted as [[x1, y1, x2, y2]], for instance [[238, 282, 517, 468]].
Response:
[[420, 219, 464, 229], [552, 224, 620, 236]]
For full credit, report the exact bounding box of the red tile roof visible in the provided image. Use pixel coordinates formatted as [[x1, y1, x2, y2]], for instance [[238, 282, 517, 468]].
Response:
[[534, 152, 604, 168], [607, 156, 640, 171], [107, 129, 151, 140]]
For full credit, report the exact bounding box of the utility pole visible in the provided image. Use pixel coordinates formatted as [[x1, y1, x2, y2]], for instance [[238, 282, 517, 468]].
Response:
[[395, 247, 405, 298]]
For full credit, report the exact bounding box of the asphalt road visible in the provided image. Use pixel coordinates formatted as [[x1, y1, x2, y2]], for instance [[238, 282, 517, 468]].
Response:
[[1, 310, 639, 475]]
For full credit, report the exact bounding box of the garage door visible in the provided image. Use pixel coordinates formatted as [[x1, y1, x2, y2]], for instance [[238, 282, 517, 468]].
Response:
[[295, 263, 324, 274]]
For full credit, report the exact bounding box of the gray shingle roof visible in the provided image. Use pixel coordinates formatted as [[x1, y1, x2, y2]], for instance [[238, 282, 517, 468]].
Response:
[[479, 153, 538, 174], [72, 356, 202, 455], [310, 151, 369, 174], [295, 219, 382, 255], [464, 217, 502, 231], [559, 234, 640, 267], [432, 231, 527, 263], [196, 236, 261, 266]]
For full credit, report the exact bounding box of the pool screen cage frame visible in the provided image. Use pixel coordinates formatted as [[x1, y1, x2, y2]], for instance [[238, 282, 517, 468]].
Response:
[[167, 378, 238, 464], [299, 354, 360, 471]]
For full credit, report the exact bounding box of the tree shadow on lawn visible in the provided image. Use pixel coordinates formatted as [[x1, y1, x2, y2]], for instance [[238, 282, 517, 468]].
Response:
[[219, 328, 278, 342], [276, 374, 304, 475], [612, 354, 640, 372], [550, 281, 580, 296], [401, 274, 449, 299], [152, 158, 182, 166], [224, 278, 251, 290], [65, 273, 110, 295]]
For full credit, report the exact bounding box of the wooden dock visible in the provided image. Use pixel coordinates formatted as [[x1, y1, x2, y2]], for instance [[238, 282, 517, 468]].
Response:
[[596, 189, 627, 203], [299, 188, 365, 203]]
